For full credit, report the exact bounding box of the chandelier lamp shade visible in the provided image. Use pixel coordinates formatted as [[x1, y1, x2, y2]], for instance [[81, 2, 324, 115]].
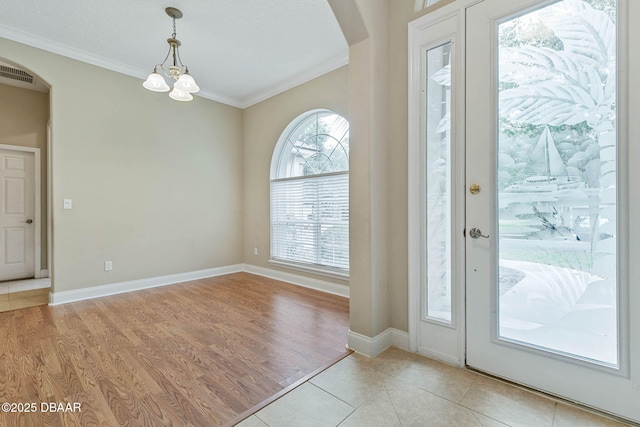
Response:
[[143, 7, 200, 101]]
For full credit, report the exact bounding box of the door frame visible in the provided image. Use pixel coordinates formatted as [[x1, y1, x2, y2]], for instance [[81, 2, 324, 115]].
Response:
[[408, 0, 478, 367], [409, 0, 640, 421], [0, 144, 42, 280]]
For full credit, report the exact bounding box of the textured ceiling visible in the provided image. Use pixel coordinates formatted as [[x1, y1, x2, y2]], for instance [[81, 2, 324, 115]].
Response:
[[0, 0, 348, 107]]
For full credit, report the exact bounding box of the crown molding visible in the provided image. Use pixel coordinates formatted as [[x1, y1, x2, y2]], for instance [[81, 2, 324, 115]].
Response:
[[0, 24, 146, 80], [238, 52, 349, 109], [0, 24, 245, 108], [195, 89, 243, 108], [0, 24, 348, 110]]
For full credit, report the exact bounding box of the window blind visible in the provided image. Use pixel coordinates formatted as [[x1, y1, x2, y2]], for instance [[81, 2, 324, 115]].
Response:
[[271, 172, 349, 271]]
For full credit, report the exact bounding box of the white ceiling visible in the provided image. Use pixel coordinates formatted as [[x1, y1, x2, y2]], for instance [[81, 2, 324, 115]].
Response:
[[0, 0, 348, 108]]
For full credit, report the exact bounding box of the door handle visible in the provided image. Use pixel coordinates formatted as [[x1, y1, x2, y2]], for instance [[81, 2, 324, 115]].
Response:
[[469, 227, 489, 239], [24, 219, 33, 224]]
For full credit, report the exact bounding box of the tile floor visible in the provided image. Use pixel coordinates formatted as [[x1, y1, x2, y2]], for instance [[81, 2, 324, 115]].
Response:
[[0, 287, 49, 312], [0, 277, 50, 294], [237, 347, 634, 427], [0, 278, 50, 312]]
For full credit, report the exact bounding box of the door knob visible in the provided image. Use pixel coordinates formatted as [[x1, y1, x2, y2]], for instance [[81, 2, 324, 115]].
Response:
[[24, 219, 33, 224], [469, 227, 489, 239]]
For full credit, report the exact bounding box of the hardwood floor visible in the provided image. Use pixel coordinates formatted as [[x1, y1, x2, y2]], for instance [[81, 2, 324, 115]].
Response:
[[0, 272, 350, 426]]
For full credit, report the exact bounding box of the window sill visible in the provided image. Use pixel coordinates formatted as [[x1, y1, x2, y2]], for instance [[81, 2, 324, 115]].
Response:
[[268, 259, 349, 281]]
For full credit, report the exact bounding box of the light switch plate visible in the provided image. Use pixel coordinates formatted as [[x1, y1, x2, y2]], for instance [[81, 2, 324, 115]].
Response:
[[63, 199, 72, 209]]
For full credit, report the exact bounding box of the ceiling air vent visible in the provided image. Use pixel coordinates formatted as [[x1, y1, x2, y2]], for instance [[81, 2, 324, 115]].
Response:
[[0, 65, 34, 84]]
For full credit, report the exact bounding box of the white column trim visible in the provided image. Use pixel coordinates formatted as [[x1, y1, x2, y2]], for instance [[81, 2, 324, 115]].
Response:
[[347, 328, 409, 357]]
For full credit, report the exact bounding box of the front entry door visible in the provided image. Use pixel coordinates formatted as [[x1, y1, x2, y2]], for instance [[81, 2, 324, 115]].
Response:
[[466, 0, 639, 421], [0, 149, 35, 281]]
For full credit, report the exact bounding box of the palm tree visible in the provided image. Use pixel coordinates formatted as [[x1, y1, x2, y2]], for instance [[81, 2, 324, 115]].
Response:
[[498, 0, 616, 277]]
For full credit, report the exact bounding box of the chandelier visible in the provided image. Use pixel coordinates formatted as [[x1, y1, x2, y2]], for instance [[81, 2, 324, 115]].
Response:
[[143, 7, 199, 101]]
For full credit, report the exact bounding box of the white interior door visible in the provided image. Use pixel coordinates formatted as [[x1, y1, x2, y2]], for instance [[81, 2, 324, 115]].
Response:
[[0, 149, 35, 281], [466, 0, 639, 421]]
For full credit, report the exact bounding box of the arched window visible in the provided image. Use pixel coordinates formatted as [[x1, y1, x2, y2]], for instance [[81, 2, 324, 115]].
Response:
[[270, 110, 349, 277]]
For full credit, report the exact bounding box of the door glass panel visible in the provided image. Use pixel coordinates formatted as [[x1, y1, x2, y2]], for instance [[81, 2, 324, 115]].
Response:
[[425, 42, 452, 323], [497, 0, 617, 366]]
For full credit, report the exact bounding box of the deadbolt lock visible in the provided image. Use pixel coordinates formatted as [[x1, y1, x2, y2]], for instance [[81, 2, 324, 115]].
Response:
[[469, 184, 481, 195]]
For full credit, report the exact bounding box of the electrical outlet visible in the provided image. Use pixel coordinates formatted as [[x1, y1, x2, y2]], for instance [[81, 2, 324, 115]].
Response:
[[104, 261, 113, 271], [254, 247, 258, 256]]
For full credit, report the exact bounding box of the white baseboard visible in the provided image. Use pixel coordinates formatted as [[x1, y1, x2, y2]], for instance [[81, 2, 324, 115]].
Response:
[[243, 263, 349, 298], [347, 328, 409, 357], [49, 263, 349, 306], [417, 346, 462, 367], [49, 264, 245, 305]]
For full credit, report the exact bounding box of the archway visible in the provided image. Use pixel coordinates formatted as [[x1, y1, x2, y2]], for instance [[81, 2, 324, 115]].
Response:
[[0, 58, 52, 311]]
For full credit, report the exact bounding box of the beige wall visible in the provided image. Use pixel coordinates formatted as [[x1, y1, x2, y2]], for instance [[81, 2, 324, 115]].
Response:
[[0, 38, 244, 293], [347, 0, 392, 338], [1, 1, 431, 338], [330, 0, 437, 338], [242, 66, 349, 284], [388, 2, 419, 333], [0, 83, 49, 271]]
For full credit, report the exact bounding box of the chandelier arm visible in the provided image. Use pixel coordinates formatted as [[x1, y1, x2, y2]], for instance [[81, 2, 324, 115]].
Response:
[[158, 45, 172, 69], [176, 46, 186, 70], [157, 65, 172, 79]]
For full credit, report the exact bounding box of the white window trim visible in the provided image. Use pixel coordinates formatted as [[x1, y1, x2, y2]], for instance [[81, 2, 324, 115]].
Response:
[[268, 259, 349, 280], [269, 110, 350, 278]]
